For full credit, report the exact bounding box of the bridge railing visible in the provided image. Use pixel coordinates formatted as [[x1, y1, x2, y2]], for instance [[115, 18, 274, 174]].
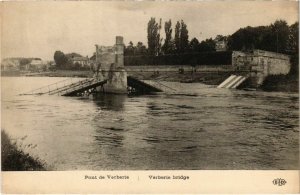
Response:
[[57, 79, 96, 96], [19, 77, 88, 95]]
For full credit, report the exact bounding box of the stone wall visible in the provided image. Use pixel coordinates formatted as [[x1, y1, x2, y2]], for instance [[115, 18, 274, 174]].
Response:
[[232, 50, 291, 86], [232, 50, 291, 75]]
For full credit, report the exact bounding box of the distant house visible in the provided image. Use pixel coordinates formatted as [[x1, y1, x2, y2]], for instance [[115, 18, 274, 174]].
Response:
[[90, 54, 96, 61], [28, 59, 48, 71], [70, 56, 90, 67], [215, 40, 228, 51], [1, 58, 20, 71]]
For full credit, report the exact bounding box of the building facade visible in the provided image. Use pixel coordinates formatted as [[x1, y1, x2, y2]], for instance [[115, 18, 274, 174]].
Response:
[[1, 58, 20, 71], [27, 59, 48, 71], [71, 56, 89, 67], [215, 40, 228, 51]]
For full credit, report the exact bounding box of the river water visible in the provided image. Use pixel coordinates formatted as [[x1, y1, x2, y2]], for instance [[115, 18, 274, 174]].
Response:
[[1, 77, 299, 170]]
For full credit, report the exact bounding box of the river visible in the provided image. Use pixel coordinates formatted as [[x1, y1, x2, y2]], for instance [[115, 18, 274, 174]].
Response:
[[1, 77, 299, 170]]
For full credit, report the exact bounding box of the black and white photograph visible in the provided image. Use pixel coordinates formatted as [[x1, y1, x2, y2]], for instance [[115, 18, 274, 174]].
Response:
[[1, 0, 299, 177]]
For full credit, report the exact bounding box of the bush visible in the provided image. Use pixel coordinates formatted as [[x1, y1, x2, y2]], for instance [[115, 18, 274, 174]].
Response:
[[289, 53, 299, 77], [261, 74, 299, 92], [1, 130, 45, 171]]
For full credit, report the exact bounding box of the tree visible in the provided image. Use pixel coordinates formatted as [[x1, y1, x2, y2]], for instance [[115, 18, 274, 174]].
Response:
[[174, 21, 181, 53], [156, 18, 163, 55], [136, 42, 147, 55], [198, 38, 216, 52], [270, 20, 290, 53], [215, 35, 227, 42], [19, 58, 31, 66], [287, 22, 299, 53], [227, 26, 263, 51], [162, 19, 173, 54], [74, 62, 81, 70], [125, 41, 135, 56], [227, 19, 290, 53], [54, 51, 68, 68], [287, 22, 299, 76], [180, 20, 189, 53], [174, 20, 189, 53], [124, 41, 147, 56], [147, 17, 162, 56], [189, 37, 200, 52]]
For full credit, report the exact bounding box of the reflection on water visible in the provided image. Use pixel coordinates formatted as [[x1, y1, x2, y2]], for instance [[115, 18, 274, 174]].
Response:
[[1, 77, 299, 170], [92, 94, 127, 111]]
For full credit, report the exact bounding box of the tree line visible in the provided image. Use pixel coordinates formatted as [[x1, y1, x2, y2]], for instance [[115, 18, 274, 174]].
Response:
[[53, 18, 298, 71], [125, 18, 217, 56], [228, 20, 298, 54], [124, 18, 298, 56]]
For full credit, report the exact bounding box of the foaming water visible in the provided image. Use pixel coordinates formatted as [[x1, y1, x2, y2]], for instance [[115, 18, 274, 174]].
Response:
[[1, 77, 299, 170]]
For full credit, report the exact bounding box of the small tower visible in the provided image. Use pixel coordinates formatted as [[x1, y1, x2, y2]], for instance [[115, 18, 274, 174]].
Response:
[[115, 36, 124, 68]]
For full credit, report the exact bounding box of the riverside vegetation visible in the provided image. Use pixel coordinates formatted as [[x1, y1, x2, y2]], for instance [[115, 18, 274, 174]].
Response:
[[1, 130, 46, 171]]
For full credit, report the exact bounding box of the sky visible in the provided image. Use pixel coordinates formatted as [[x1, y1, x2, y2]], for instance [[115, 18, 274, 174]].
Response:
[[1, 1, 298, 61]]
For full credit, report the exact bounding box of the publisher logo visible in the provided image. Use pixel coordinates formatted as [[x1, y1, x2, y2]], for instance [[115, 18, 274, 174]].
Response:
[[273, 178, 287, 186]]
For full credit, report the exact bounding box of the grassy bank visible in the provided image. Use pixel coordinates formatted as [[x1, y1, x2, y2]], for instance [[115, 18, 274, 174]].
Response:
[[1, 130, 46, 171], [261, 74, 299, 92]]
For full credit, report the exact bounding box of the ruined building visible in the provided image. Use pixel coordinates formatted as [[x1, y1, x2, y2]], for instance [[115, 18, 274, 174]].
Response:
[[94, 36, 127, 94], [232, 50, 291, 86]]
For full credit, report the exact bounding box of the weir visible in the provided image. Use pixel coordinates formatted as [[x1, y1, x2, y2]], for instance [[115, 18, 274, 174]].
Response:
[[217, 75, 248, 89]]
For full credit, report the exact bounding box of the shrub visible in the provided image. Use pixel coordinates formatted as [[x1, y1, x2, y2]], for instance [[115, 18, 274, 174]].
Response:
[[1, 130, 46, 171]]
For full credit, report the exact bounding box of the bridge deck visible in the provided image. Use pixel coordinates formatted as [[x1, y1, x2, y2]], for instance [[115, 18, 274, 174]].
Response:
[[61, 79, 107, 96], [21, 76, 169, 96], [127, 76, 163, 94]]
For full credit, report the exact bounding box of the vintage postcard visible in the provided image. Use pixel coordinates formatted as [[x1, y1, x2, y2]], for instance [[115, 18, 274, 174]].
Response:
[[1, 0, 299, 193]]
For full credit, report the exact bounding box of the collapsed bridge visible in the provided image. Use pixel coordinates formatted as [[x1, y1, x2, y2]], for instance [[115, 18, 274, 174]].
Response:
[[20, 76, 172, 96]]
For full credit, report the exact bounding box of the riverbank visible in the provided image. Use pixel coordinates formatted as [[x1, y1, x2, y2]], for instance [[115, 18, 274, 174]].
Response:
[[2, 68, 298, 92], [1, 130, 46, 171], [1, 70, 92, 77], [261, 74, 299, 92], [41, 70, 92, 78]]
